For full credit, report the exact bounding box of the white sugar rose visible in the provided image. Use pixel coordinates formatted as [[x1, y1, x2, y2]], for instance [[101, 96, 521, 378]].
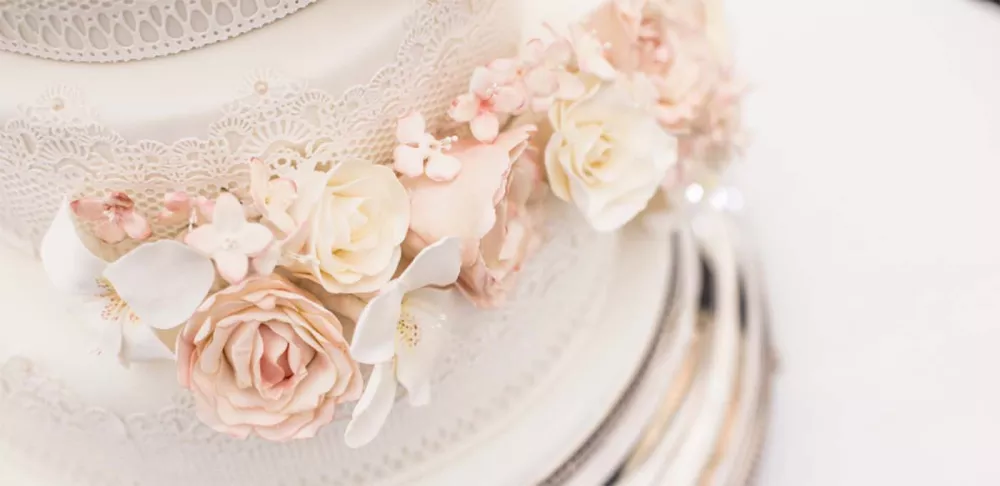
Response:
[[545, 75, 678, 231], [288, 160, 410, 294]]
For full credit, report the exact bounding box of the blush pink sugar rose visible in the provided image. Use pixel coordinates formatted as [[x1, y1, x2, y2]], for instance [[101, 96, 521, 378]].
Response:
[[176, 275, 364, 442]]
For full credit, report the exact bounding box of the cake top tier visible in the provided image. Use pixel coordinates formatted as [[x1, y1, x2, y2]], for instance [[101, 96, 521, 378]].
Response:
[[0, 0, 319, 62]]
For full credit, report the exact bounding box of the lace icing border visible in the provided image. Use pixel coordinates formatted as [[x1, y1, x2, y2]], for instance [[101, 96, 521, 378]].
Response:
[[0, 0, 520, 258], [0, 0, 320, 63]]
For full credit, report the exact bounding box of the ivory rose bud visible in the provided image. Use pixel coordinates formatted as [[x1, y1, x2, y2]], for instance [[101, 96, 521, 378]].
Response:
[[176, 275, 363, 441], [545, 75, 677, 231]]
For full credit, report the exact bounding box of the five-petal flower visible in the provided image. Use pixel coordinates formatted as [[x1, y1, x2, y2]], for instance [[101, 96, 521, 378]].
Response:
[[392, 113, 462, 182], [41, 201, 216, 366], [71, 192, 152, 244], [344, 237, 463, 448], [449, 65, 527, 143], [184, 192, 275, 284]]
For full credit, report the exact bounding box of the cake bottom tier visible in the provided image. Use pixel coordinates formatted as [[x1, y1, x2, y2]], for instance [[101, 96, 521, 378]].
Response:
[[0, 211, 673, 486], [543, 208, 775, 486]]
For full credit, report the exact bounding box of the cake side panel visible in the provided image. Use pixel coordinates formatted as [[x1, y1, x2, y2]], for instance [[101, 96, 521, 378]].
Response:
[[0, 200, 623, 486], [0, 0, 522, 255]]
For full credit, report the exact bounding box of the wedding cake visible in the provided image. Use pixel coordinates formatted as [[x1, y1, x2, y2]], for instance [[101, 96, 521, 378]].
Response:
[[0, 0, 767, 485]]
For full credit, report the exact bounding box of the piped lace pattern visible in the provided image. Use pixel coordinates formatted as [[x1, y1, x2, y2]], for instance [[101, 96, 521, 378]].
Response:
[[0, 0, 319, 63], [0, 0, 521, 258], [0, 1, 624, 484]]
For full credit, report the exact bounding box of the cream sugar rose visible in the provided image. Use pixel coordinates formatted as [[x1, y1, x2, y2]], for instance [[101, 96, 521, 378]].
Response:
[[38, 0, 739, 447]]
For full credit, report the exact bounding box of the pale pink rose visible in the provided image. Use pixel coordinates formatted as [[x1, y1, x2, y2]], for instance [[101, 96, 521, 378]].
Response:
[[403, 124, 541, 307], [176, 275, 363, 442]]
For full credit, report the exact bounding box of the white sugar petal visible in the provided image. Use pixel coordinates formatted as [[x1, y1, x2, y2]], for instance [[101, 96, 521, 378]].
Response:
[[350, 285, 404, 364], [397, 237, 463, 291], [212, 193, 247, 234], [40, 200, 108, 296], [395, 288, 451, 407], [81, 301, 125, 362], [120, 320, 175, 364], [344, 361, 398, 448], [105, 240, 216, 330]]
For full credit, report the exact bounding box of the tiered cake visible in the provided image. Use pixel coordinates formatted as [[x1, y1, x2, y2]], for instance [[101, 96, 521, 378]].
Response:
[[0, 0, 768, 485]]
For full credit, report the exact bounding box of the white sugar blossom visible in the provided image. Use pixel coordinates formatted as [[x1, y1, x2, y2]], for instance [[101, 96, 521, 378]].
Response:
[[41, 201, 216, 366], [344, 237, 463, 448]]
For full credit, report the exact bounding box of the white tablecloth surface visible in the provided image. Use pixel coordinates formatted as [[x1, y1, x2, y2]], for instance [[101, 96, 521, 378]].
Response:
[[726, 1, 1000, 484]]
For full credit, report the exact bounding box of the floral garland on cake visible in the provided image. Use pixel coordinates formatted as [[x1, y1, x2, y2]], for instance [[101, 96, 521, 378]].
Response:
[[38, 0, 741, 446]]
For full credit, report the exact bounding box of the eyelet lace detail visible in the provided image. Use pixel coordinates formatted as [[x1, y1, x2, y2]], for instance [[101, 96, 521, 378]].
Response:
[[0, 0, 521, 259], [0, 0, 319, 63]]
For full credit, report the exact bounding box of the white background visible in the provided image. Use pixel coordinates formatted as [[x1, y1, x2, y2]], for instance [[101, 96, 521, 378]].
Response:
[[725, 0, 1000, 484]]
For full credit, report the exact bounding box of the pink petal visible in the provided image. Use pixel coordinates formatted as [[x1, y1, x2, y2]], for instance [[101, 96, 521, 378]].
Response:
[[184, 225, 225, 255], [491, 86, 526, 114], [120, 212, 152, 241], [396, 113, 427, 145], [469, 66, 496, 97], [213, 250, 249, 284], [94, 220, 126, 244], [212, 193, 248, 234], [524, 68, 559, 97], [448, 94, 479, 123], [425, 153, 461, 182], [487, 58, 520, 83], [393, 145, 428, 178], [70, 197, 107, 221], [470, 113, 500, 143], [235, 223, 274, 256], [522, 38, 546, 65], [163, 192, 192, 212]]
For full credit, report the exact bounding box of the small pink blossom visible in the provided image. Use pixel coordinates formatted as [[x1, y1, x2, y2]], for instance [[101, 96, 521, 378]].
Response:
[[449, 63, 527, 143], [157, 191, 215, 226], [521, 34, 587, 111], [184, 192, 274, 284], [393, 113, 462, 182], [248, 158, 298, 234], [70, 192, 151, 244]]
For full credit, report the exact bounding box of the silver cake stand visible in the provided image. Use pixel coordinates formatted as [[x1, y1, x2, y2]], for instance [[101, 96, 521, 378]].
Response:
[[543, 189, 776, 486]]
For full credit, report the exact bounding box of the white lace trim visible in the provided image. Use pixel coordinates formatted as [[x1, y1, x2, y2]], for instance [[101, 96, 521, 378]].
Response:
[[0, 202, 621, 486], [0, 0, 318, 63], [0, 0, 520, 257]]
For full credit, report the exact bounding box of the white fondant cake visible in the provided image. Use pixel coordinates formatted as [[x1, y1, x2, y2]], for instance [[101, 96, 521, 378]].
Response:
[[0, 0, 757, 484]]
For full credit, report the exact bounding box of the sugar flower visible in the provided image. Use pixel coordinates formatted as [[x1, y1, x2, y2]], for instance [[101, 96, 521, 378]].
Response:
[[449, 64, 527, 143], [392, 113, 461, 182], [344, 237, 463, 448], [184, 192, 274, 284], [249, 157, 299, 234], [177, 275, 363, 442], [285, 160, 410, 294], [403, 124, 539, 307], [71, 192, 151, 244], [41, 201, 216, 365], [545, 75, 677, 231], [157, 191, 215, 225]]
